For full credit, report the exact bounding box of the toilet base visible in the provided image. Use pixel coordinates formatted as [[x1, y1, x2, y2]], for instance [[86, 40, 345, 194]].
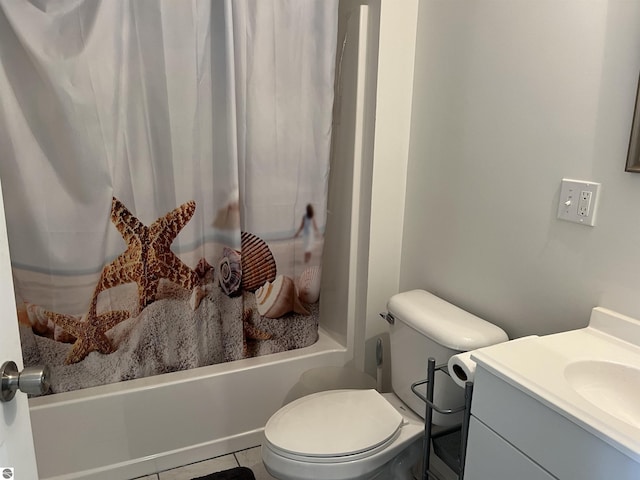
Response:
[[263, 439, 422, 480], [375, 439, 422, 480]]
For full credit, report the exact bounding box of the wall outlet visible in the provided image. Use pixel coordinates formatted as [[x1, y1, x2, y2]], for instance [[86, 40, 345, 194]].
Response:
[[557, 179, 601, 226], [577, 190, 592, 217]]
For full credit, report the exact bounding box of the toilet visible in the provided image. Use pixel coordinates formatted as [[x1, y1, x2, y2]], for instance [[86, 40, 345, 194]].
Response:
[[261, 290, 509, 480]]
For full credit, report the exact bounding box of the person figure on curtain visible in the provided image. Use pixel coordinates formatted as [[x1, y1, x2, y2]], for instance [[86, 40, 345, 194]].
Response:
[[294, 204, 320, 264]]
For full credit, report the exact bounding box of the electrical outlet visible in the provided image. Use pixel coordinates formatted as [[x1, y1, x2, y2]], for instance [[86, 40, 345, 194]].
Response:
[[577, 190, 592, 217], [557, 179, 601, 226]]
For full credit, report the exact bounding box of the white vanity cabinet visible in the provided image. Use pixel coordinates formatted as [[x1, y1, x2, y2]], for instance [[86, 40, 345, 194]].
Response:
[[465, 417, 556, 480], [464, 365, 640, 480]]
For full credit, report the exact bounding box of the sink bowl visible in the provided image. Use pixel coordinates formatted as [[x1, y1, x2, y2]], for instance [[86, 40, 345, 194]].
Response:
[[564, 360, 640, 428]]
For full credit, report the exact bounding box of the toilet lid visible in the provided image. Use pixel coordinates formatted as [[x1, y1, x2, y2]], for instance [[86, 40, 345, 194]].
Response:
[[264, 389, 403, 458]]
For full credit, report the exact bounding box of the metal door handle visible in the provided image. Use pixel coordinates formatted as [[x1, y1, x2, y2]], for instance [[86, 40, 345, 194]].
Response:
[[1, 361, 50, 402]]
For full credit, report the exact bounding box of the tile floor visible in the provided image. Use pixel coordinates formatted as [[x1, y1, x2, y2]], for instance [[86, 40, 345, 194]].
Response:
[[132, 445, 438, 480], [134, 446, 276, 480]]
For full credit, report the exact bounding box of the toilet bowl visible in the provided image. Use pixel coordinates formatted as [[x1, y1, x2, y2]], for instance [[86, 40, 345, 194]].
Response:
[[262, 390, 423, 480], [262, 290, 509, 480]]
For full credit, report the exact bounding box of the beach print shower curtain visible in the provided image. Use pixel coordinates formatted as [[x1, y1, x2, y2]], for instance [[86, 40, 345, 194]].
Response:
[[0, 0, 338, 393]]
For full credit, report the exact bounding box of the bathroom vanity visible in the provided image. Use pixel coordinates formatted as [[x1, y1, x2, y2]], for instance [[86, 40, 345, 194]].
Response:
[[464, 307, 640, 480]]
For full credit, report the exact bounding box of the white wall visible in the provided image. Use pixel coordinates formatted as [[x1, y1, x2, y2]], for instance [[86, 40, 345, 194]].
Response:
[[401, 1, 640, 339]]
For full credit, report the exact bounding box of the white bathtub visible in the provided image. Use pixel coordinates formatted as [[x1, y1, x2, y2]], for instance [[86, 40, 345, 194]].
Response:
[[28, 329, 348, 480]]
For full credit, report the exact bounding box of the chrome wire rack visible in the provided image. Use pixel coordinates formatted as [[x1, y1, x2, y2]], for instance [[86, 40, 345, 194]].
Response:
[[411, 358, 473, 480]]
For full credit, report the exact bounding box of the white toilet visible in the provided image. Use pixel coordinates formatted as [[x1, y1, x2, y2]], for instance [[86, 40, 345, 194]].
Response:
[[261, 290, 509, 480]]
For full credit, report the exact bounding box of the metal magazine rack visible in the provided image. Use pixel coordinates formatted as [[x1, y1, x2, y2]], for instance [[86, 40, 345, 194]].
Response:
[[411, 358, 473, 480]]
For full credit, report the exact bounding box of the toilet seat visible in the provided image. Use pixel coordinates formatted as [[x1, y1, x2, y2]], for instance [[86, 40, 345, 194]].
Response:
[[264, 389, 404, 463]]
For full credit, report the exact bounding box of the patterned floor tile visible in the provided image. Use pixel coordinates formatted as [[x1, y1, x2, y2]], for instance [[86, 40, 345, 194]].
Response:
[[158, 454, 239, 480], [235, 446, 277, 480]]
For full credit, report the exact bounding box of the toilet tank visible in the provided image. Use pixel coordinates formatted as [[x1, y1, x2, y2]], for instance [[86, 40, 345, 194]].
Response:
[[387, 290, 508, 426]]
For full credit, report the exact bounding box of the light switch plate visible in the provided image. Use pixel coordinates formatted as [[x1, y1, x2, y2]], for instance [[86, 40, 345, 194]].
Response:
[[557, 179, 601, 226]]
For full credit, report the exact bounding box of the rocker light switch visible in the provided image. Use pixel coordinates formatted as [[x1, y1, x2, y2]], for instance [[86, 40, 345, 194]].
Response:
[[557, 179, 601, 226]]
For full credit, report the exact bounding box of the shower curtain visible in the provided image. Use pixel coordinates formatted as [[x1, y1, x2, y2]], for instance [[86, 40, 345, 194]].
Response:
[[0, 0, 338, 393]]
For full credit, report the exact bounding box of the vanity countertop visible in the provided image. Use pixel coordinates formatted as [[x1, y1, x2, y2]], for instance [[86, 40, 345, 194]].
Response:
[[471, 307, 640, 463]]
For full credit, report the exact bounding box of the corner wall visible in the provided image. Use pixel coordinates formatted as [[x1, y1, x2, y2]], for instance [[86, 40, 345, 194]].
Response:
[[362, 0, 419, 383], [321, 0, 381, 364], [402, 1, 640, 338]]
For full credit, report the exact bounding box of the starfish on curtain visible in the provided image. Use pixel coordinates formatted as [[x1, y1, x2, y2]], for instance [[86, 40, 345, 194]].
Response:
[[92, 197, 200, 313], [45, 305, 129, 364]]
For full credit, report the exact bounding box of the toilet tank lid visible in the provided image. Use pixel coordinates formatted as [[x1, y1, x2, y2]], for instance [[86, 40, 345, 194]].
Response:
[[387, 290, 508, 351]]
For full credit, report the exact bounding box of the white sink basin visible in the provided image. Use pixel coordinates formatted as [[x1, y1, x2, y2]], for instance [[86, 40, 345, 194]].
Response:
[[564, 360, 640, 428]]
